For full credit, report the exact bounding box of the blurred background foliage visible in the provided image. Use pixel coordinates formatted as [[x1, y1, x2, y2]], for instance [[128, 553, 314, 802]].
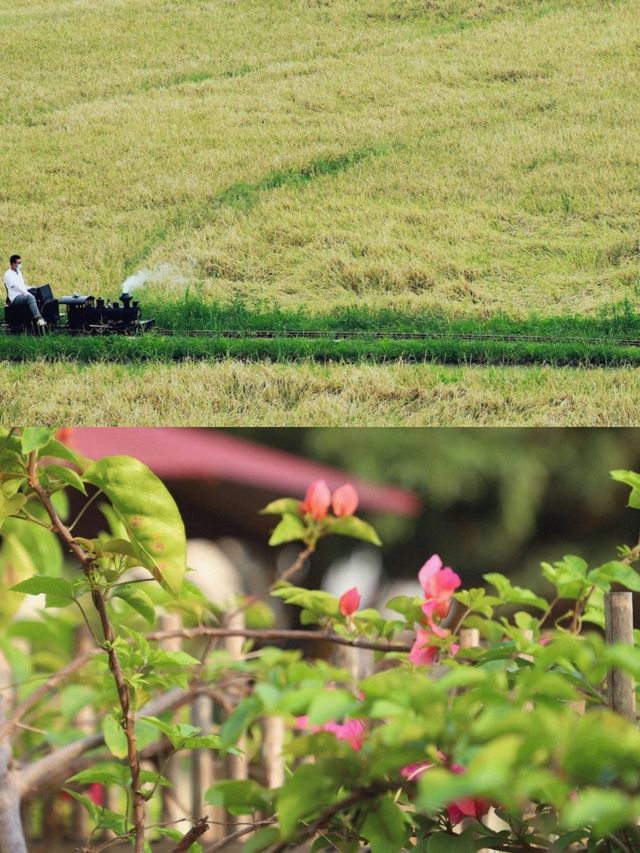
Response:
[[231, 429, 640, 589]]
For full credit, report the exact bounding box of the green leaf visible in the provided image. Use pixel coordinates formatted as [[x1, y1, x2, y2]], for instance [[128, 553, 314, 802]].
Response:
[[417, 768, 474, 812], [611, 469, 640, 509], [243, 827, 281, 853], [0, 492, 26, 530], [588, 560, 640, 592], [112, 585, 156, 626], [43, 464, 87, 495], [307, 689, 360, 726], [268, 514, 307, 546], [0, 535, 35, 626], [540, 556, 590, 599], [277, 763, 337, 838], [68, 762, 129, 787], [205, 780, 271, 813], [11, 575, 74, 603], [220, 695, 262, 749], [562, 788, 640, 836], [426, 831, 476, 853], [361, 795, 407, 853], [272, 585, 339, 616], [3, 517, 63, 577], [83, 456, 186, 593], [326, 515, 382, 546], [100, 538, 139, 559], [21, 428, 56, 454], [39, 437, 87, 470], [483, 573, 547, 611], [260, 498, 301, 516], [102, 713, 128, 759]]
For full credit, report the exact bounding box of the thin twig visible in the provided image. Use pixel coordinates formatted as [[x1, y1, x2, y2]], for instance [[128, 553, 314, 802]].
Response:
[[201, 818, 277, 852], [68, 487, 103, 532], [148, 626, 411, 653], [168, 817, 211, 852], [270, 781, 396, 853], [0, 649, 97, 742]]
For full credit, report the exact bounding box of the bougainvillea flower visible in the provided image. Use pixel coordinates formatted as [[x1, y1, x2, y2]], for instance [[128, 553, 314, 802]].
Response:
[[409, 624, 459, 666], [447, 763, 491, 825], [418, 555, 461, 620], [332, 483, 359, 517], [401, 757, 491, 824], [339, 586, 361, 616], [300, 479, 332, 521], [447, 796, 491, 825], [409, 628, 440, 665], [54, 428, 75, 446], [401, 760, 433, 781], [323, 719, 366, 751], [295, 715, 365, 751]]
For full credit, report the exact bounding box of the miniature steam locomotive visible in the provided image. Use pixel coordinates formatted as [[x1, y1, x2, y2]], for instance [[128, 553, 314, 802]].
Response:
[[3, 285, 154, 334]]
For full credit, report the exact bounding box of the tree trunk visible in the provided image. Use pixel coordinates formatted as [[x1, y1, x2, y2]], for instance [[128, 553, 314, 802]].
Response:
[[0, 652, 27, 853], [0, 774, 26, 853]]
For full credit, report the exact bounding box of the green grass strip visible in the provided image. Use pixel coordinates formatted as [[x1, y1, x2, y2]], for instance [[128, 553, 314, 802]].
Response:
[[1, 332, 640, 366], [147, 297, 640, 342]]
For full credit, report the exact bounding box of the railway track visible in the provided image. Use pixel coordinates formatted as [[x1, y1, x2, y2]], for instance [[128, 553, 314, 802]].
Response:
[[3, 325, 640, 348], [153, 329, 640, 347]]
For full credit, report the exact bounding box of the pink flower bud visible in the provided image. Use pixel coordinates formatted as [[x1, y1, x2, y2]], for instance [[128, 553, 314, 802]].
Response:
[[332, 483, 359, 517], [418, 555, 461, 620], [339, 587, 361, 616], [300, 479, 331, 521]]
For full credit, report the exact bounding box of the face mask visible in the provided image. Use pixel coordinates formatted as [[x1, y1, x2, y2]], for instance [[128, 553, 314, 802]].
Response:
[[16, 263, 22, 270]]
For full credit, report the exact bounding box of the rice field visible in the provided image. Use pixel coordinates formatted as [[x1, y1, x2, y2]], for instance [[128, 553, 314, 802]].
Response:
[[1, 361, 638, 426], [3, 0, 638, 313], [2, 0, 638, 422]]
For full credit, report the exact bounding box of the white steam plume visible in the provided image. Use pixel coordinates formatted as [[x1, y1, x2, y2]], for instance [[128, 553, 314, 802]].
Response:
[[120, 263, 190, 295], [121, 269, 151, 294]]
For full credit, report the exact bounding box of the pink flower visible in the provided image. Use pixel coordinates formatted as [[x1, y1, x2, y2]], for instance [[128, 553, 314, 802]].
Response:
[[409, 622, 459, 666], [409, 628, 440, 665], [401, 761, 433, 781], [418, 555, 461, 620], [300, 479, 331, 521], [400, 757, 491, 825], [295, 715, 365, 751], [447, 763, 491, 825], [332, 484, 359, 517], [339, 587, 361, 616], [323, 719, 366, 751]]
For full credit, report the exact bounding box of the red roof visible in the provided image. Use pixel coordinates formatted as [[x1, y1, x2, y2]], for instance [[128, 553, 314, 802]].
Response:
[[69, 428, 420, 516]]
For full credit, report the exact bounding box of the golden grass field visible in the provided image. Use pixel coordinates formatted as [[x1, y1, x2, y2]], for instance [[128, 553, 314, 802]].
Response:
[[2, 0, 639, 424], [1, 360, 638, 426], [3, 0, 638, 315]]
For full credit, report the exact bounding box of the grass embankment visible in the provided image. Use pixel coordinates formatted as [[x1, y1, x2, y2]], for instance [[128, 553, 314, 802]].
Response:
[[2, 330, 640, 366], [149, 297, 640, 340], [1, 361, 638, 426]]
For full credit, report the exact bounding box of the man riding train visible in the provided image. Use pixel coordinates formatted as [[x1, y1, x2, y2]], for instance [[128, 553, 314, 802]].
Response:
[[3, 254, 47, 327]]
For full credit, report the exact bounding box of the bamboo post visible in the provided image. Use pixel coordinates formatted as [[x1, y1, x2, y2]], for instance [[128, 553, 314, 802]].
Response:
[[459, 628, 480, 649], [191, 693, 215, 831], [604, 591, 636, 722], [225, 611, 249, 785], [224, 612, 249, 833], [71, 624, 95, 843], [262, 717, 285, 789], [159, 614, 189, 831]]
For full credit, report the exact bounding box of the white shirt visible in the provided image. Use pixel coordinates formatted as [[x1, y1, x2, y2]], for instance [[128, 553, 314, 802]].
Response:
[[4, 268, 29, 302]]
